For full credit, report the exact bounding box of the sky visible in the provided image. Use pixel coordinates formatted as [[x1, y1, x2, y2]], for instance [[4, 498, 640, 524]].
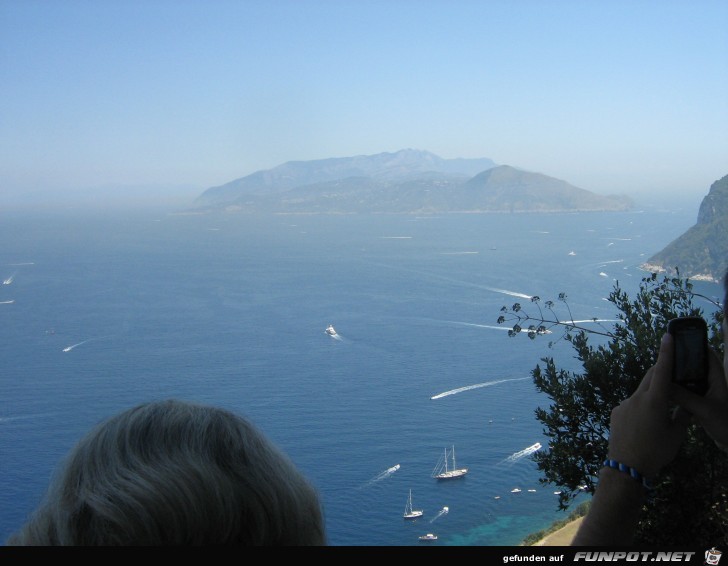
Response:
[[1, 0, 727, 208]]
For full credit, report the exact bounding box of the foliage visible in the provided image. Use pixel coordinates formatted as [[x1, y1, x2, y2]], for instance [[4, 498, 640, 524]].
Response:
[[498, 271, 727, 545]]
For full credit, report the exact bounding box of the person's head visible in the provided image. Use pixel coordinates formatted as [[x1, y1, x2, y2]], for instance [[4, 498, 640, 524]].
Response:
[[7, 399, 325, 546]]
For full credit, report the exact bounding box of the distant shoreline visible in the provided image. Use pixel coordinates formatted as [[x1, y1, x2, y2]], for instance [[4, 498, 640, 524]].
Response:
[[529, 517, 583, 546], [521, 501, 590, 546], [199, 207, 635, 216], [640, 262, 719, 283]]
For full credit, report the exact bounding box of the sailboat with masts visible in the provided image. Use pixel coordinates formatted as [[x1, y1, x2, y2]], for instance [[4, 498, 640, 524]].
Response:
[[431, 445, 468, 480], [403, 489, 423, 519]]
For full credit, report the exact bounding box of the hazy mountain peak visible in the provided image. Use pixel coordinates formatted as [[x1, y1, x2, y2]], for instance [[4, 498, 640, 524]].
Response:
[[191, 150, 632, 215], [195, 149, 497, 206]]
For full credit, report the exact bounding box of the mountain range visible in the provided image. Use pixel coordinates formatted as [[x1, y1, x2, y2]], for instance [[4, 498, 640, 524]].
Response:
[[193, 149, 633, 214], [644, 173, 728, 282]]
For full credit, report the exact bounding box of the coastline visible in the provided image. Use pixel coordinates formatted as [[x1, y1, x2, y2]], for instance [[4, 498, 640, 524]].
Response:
[[640, 263, 719, 283], [521, 501, 590, 546], [530, 517, 583, 546]]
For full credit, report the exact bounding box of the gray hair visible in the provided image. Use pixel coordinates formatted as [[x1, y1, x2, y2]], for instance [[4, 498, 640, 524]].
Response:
[[7, 399, 326, 545]]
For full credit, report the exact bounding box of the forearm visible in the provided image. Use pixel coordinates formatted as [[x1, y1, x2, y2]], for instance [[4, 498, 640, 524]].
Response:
[[571, 467, 647, 546]]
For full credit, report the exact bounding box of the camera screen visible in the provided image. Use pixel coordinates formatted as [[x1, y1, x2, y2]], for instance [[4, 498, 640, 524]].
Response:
[[674, 326, 706, 382]]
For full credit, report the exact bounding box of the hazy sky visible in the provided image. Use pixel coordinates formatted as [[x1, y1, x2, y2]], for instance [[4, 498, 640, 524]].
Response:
[[1, 0, 727, 206]]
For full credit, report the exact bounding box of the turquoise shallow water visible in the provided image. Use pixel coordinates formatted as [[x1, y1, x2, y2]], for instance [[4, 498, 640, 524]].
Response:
[[0, 206, 716, 545]]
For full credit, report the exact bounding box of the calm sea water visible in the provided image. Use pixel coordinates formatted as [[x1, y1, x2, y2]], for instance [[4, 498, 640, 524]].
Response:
[[0, 205, 719, 546]]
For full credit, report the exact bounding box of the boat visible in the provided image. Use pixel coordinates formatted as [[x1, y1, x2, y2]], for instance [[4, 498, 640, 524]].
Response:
[[324, 324, 337, 336], [403, 489, 423, 519], [419, 533, 438, 541], [431, 445, 468, 480], [511, 488, 522, 493]]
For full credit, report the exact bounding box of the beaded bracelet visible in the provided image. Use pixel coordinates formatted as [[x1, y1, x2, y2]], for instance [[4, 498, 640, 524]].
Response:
[[603, 459, 654, 491]]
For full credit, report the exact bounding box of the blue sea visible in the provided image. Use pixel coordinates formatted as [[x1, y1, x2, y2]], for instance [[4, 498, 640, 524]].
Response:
[[0, 205, 720, 546]]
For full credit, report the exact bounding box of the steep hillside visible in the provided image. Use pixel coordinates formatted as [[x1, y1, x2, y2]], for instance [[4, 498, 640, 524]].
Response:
[[644, 174, 728, 282], [458, 166, 632, 212]]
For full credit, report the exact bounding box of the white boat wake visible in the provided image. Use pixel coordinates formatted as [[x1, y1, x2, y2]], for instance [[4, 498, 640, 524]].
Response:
[[441, 320, 552, 334], [443, 320, 515, 331], [436, 318, 616, 339], [361, 261, 533, 300], [3, 272, 16, 285], [500, 442, 542, 464], [0, 412, 57, 424], [62, 336, 110, 352], [431, 377, 530, 400], [361, 464, 400, 488], [63, 339, 93, 352], [0, 300, 14, 305], [483, 286, 532, 299], [568, 319, 620, 324], [430, 506, 449, 523]]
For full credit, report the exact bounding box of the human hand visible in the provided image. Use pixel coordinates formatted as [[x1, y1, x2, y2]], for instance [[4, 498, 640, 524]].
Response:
[[670, 346, 728, 452], [606, 333, 689, 478]]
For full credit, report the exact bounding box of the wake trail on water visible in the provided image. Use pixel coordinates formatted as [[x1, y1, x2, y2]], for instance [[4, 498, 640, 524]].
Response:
[[431, 318, 619, 336], [361, 261, 533, 300], [62, 335, 112, 352], [569, 319, 620, 324], [0, 412, 58, 424], [442, 320, 513, 331], [498, 442, 543, 465], [483, 286, 531, 299], [431, 377, 530, 400], [430, 506, 449, 523], [360, 464, 400, 489]]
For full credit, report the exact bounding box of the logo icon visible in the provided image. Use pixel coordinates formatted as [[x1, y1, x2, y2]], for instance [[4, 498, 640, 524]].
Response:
[[706, 548, 722, 566]]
